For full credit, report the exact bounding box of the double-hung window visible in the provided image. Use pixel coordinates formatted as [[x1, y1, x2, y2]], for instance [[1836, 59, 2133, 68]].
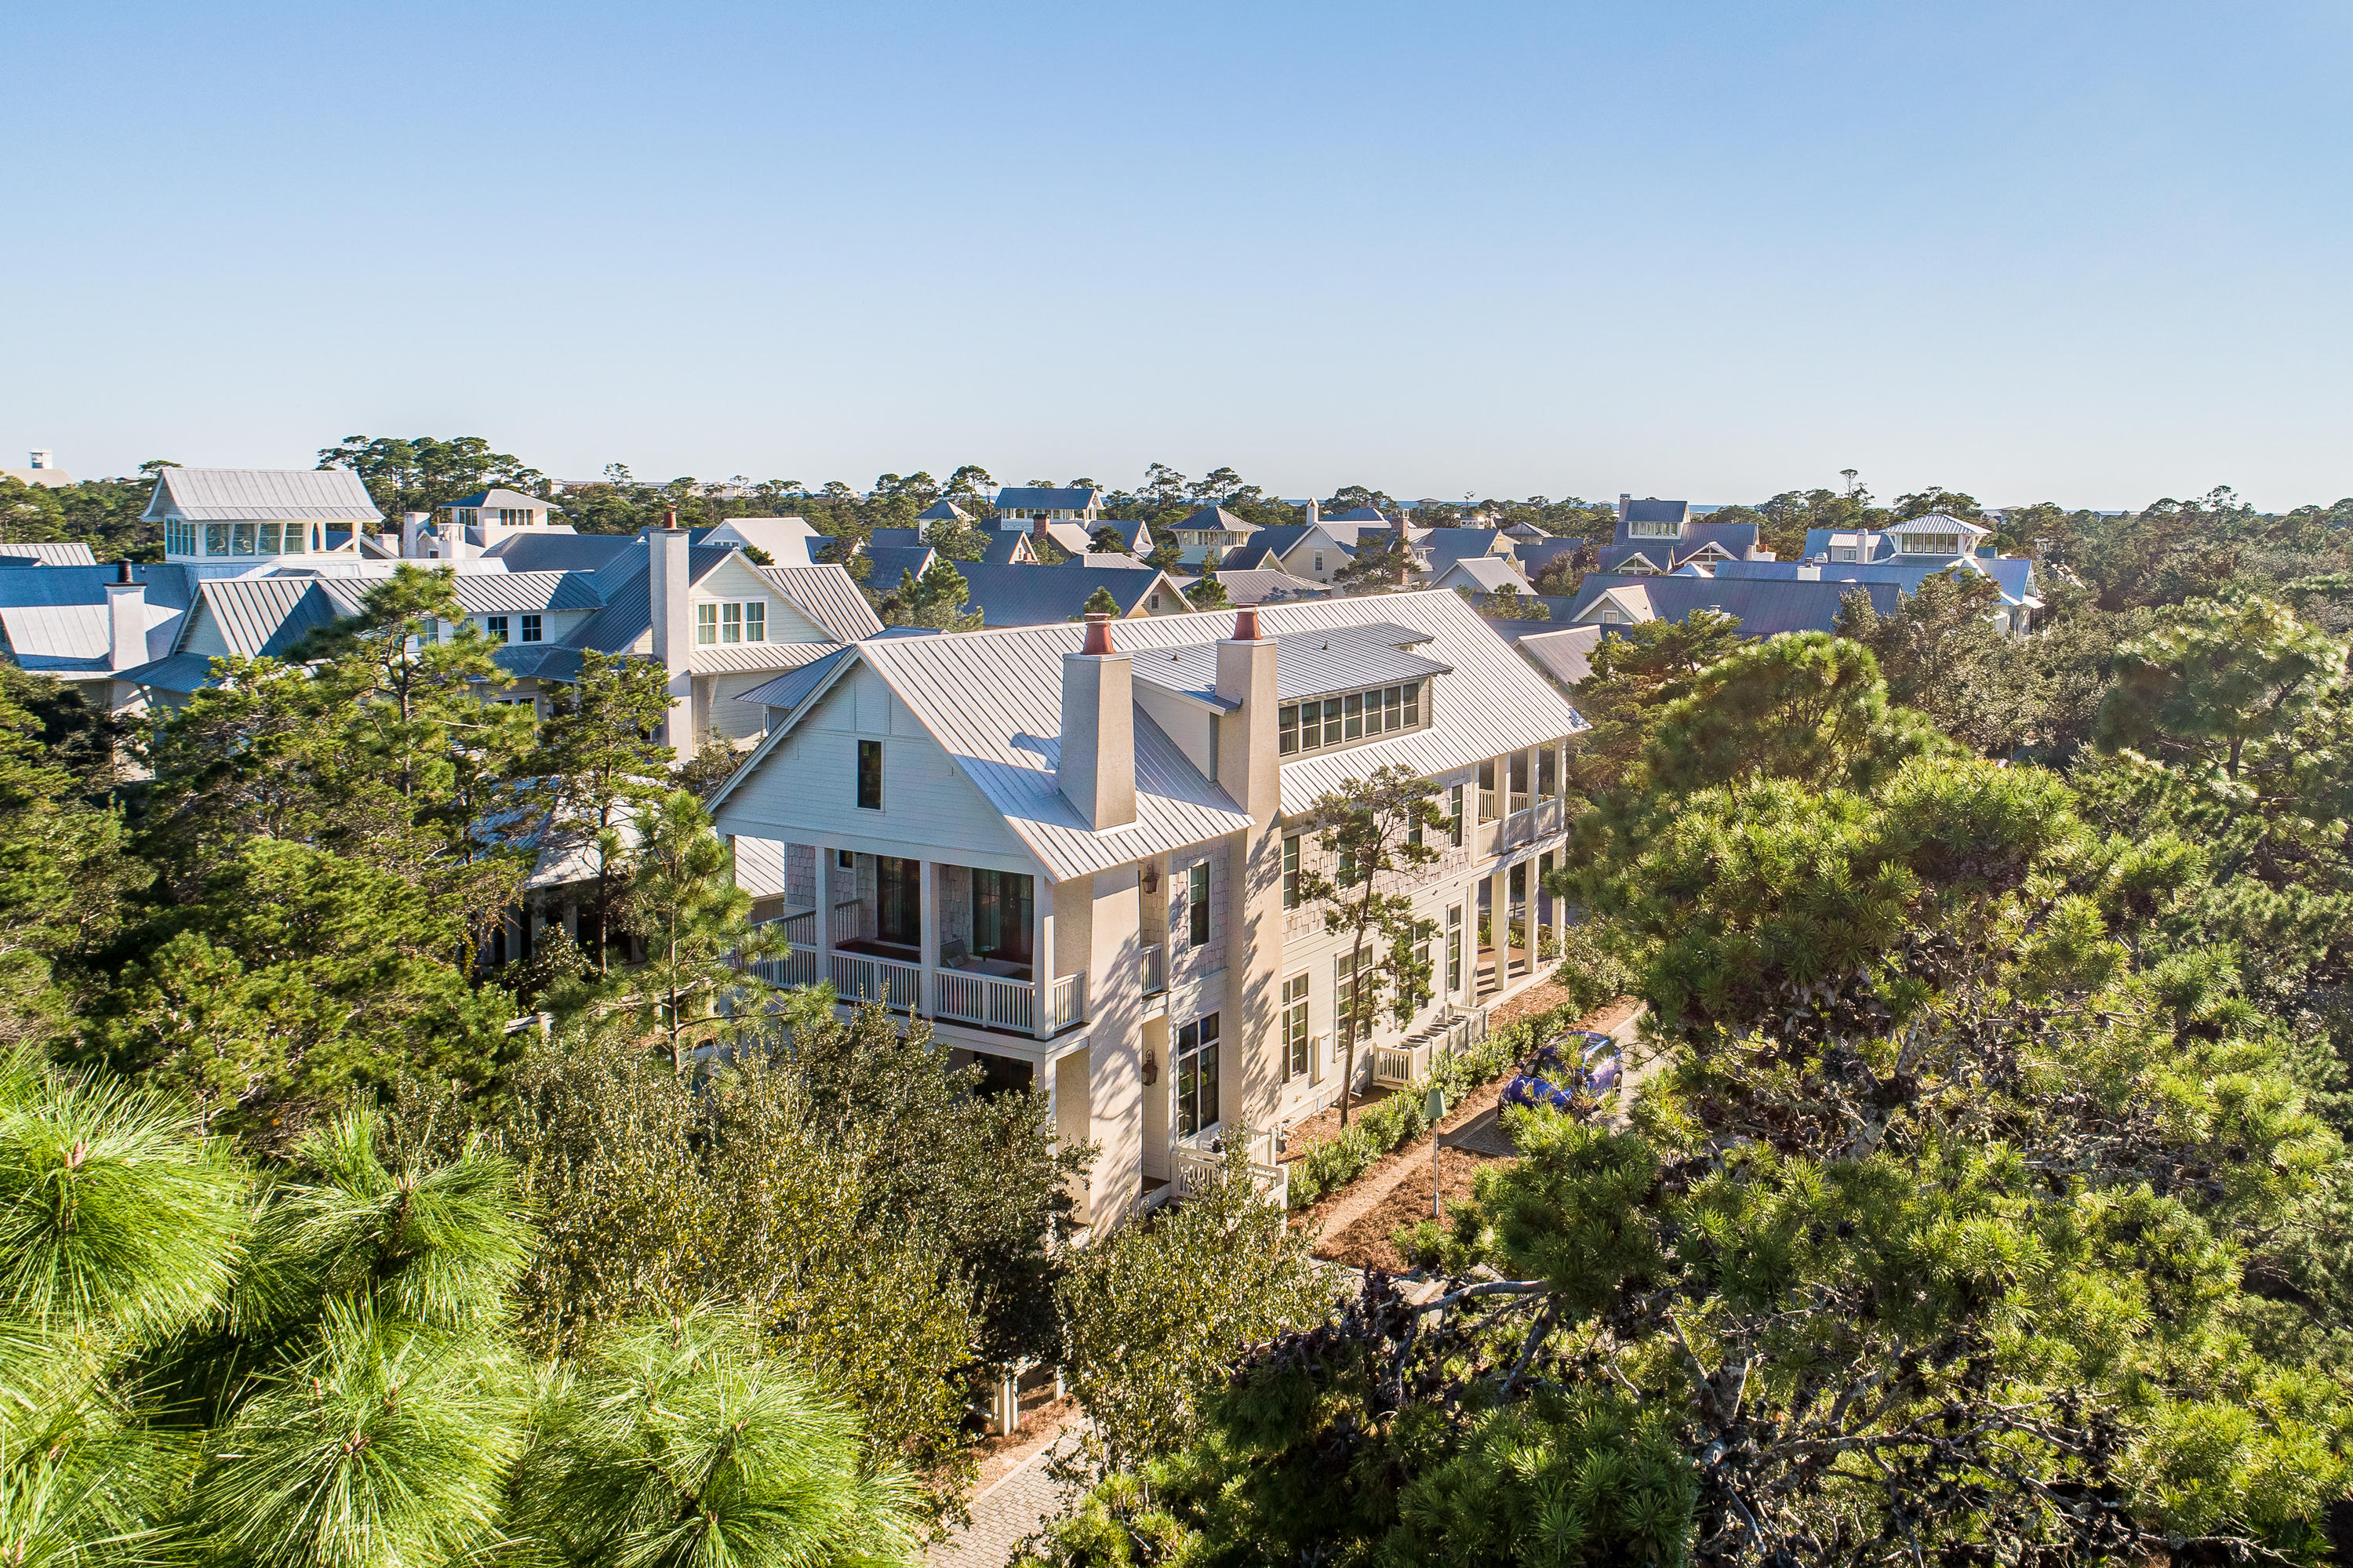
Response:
[[1449, 784, 1465, 847], [1176, 1013, 1220, 1138], [697, 604, 718, 646], [856, 740, 883, 810], [699, 602, 767, 645], [1186, 861, 1209, 947], [1282, 975, 1310, 1080], [1282, 835, 1301, 909], [1446, 905, 1464, 993]]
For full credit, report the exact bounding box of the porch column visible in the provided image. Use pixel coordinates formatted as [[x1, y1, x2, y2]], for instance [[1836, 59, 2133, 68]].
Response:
[[918, 859, 937, 1012], [815, 841, 836, 990], [1033, 874, 1056, 1040]]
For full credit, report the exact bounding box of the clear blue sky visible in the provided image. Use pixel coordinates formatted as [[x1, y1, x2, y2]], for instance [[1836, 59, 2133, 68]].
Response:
[[8, 1, 2349, 509]]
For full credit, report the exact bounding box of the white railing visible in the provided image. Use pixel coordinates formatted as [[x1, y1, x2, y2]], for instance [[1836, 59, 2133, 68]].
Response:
[[1140, 942, 1166, 995], [933, 968, 1038, 1031], [830, 951, 921, 1010], [1049, 972, 1086, 1032], [1172, 1129, 1287, 1207], [747, 909, 819, 988], [1373, 1040, 1432, 1089]]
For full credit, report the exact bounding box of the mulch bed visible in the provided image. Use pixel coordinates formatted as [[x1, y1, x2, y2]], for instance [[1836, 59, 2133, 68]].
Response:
[[1318, 1143, 1494, 1272], [1277, 1083, 1398, 1164]]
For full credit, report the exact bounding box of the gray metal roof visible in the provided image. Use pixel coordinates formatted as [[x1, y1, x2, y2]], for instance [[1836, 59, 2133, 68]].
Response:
[[1513, 537, 1581, 573], [143, 467, 384, 523], [1435, 556, 1533, 593], [1510, 624, 1604, 687], [1176, 505, 1252, 532], [860, 546, 939, 588], [0, 542, 97, 566], [864, 529, 925, 549], [732, 646, 855, 711], [1132, 624, 1452, 710], [991, 486, 1103, 513], [916, 499, 971, 522], [755, 565, 885, 643], [191, 576, 365, 657], [1568, 573, 1900, 635], [1622, 499, 1690, 526], [449, 571, 606, 614], [711, 590, 1587, 883], [689, 640, 846, 676], [443, 489, 554, 511], [981, 532, 1037, 565], [113, 651, 219, 693], [951, 564, 1188, 628], [1184, 568, 1330, 606], [482, 533, 636, 573]]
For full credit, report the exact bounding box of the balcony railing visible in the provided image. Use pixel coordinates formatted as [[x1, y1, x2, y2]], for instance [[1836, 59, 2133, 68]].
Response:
[[933, 968, 1038, 1031], [1141, 942, 1167, 995], [1172, 1126, 1286, 1207], [831, 951, 922, 1010], [746, 909, 819, 988], [1049, 972, 1086, 1032]]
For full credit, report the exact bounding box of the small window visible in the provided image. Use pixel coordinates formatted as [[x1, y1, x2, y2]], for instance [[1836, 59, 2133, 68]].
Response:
[[1449, 783, 1464, 847], [1446, 904, 1464, 991], [696, 604, 718, 646], [1832, 546, 1857, 562], [744, 602, 765, 642], [522, 614, 543, 643], [722, 602, 744, 644], [838, 849, 855, 869], [1148, 593, 1161, 611], [1343, 692, 1362, 740], [1282, 835, 1300, 908], [1313, 551, 1325, 573], [1187, 861, 1209, 947], [485, 616, 511, 643], [1278, 704, 1300, 755], [856, 739, 883, 810], [1283, 974, 1310, 1079]]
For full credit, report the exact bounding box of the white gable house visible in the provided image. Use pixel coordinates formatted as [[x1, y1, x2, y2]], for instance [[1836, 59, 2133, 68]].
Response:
[[708, 590, 1587, 1231]]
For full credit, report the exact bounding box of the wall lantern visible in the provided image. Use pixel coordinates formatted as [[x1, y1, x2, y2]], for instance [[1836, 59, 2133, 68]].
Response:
[[1140, 864, 1161, 897], [1141, 1048, 1158, 1086]]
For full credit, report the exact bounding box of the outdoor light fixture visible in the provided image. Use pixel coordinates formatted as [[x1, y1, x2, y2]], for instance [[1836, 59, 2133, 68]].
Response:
[[1141, 1048, 1158, 1086], [1140, 864, 1161, 896]]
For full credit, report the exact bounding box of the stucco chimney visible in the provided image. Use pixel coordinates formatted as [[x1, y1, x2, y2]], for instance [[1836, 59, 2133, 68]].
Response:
[[1214, 606, 1278, 823], [1060, 613, 1135, 829], [649, 512, 694, 757], [105, 562, 144, 672], [400, 511, 429, 558], [1304, 497, 1321, 526], [1617, 492, 1630, 523]]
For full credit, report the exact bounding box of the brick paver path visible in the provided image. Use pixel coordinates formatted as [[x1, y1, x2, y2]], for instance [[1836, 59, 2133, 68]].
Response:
[[926, 1431, 1083, 1568]]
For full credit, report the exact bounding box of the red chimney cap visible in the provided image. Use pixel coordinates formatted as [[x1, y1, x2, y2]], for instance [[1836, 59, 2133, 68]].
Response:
[[1231, 606, 1261, 641], [663, 508, 680, 531], [1082, 612, 1115, 656]]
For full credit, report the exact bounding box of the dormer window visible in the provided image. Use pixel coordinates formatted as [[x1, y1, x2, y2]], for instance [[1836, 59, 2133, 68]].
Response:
[[495, 508, 534, 526], [1900, 532, 1960, 556], [1278, 681, 1424, 755], [1831, 546, 1857, 562], [696, 600, 767, 645], [1626, 518, 1682, 537]]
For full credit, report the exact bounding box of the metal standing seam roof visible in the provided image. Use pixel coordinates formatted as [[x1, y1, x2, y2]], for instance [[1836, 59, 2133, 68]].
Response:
[[442, 489, 554, 511], [483, 533, 637, 573], [1435, 556, 1535, 593], [991, 486, 1104, 513], [0, 542, 99, 566], [731, 646, 855, 710], [1182, 568, 1331, 605], [949, 563, 1188, 628], [756, 565, 886, 643], [1568, 573, 1903, 636], [711, 589, 1588, 883], [143, 467, 384, 523], [690, 640, 847, 676], [112, 652, 220, 694], [1130, 624, 1453, 711], [189, 576, 366, 657], [860, 546, 939, 588], [448, 571, 607, 614], [1511, 624, 1606, 687]]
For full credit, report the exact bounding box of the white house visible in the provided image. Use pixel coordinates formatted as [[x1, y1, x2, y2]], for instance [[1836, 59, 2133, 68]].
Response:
[[708, 590, 1587, 1229], [145, 467, 391, 566]]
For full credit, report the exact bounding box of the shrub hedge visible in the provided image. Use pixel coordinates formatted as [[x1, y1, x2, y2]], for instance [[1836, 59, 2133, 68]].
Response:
[[1284, 999, 1590, 1211]]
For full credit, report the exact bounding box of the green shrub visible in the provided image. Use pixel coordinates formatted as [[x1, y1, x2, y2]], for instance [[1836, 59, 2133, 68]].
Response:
[[1285, 1003, 1587, 1210]]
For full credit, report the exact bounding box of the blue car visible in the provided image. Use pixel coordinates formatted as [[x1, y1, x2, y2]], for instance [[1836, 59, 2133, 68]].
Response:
[[1500, 1031, 1622, 1116]]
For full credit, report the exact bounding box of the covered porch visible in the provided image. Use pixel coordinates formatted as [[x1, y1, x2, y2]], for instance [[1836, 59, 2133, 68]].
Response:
[[734, 839, 1089, 1042]]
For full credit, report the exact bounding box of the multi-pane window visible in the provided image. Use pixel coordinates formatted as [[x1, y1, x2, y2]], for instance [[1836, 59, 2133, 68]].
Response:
[[258, 522, 281, 553], [1540, 744, 1558, 799], [1447, 905, 1464, 993], [204, 524, 229, 555], [521, 614, 543, 643], [1282, 835, 1300, 909], [1831, 546, 1858, 562], [1187, 861, 1209, 947], [1278, 682, 1424, 755], [856, 739, 883, 810], [231, 523, 256, 555], [1176, 1013, 1220, 1138], [1900, 533, 1960, 556], [697, 601, 769, 646], [1283, 974, 1310, 1079], [1627, 518, 1681, 537], [485, 616, 511, 643], [166, 521, 195, 554], [1450, 784, 1464, 846]]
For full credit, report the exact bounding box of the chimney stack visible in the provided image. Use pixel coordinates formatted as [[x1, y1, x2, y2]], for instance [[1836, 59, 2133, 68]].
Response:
[[1214, 602, 1278, 824], [1617, 492, 1630, 524], [105, 562, 145, 672], [1060, 613, 1135, 829], [1304, 497, 1321, 526], [401, 511, 429, 558], [649, 511, 695, 758]]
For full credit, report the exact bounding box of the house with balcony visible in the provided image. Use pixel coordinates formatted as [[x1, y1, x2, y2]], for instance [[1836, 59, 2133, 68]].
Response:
[[1166, 505, 1256, 566], [708, 589, 1586, 1228]]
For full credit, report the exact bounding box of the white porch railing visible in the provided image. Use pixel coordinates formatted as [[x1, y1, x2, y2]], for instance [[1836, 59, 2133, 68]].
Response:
[[1172, 1127, 1287, 1207], [929, 969, 1089, 1035], [1373, 1040, 1432, 1089], [747, 909, 819, 988], [933, 968, 1037, 1031], [1049, 972, 1086, 1032], [830, 951, 921, 1010], [1140, 942, 1166, 995]]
